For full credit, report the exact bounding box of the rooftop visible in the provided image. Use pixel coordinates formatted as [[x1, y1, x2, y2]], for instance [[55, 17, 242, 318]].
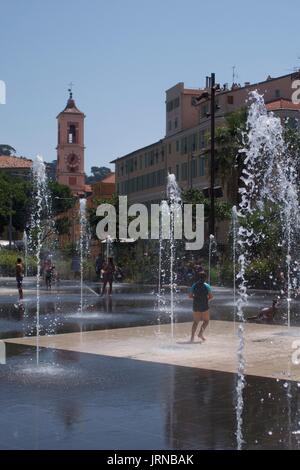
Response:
[[266, 98, 300, 111], [0, 155, 32, 169], [100, 172, 115, 184], [57, 92, 85, 117]]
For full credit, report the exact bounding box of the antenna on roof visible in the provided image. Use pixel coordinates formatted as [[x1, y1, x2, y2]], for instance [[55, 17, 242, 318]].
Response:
[[232, 65, 236, 84]]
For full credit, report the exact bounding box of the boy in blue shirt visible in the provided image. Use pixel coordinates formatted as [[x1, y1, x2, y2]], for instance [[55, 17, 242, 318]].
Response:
[[189, 271, 213, 342]]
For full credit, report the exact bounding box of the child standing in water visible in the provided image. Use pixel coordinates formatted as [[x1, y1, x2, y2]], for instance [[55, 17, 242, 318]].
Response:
[[189, 271, 213, 342], [16, 257, 24, 300], [100, 257, 115, 296]]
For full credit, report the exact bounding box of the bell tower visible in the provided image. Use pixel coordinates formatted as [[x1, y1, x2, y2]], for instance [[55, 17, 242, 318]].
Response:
[[56, 88, 86, 195]]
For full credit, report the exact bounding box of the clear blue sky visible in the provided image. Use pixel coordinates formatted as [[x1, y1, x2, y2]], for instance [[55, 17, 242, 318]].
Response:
[[1, 0, 299, 173]]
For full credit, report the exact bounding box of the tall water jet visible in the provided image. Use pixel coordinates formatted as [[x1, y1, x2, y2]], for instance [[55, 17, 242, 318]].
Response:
[[105, 235, 113, 263], [166, 174, 181, 339], [23, 230, 28, 277], [31, 155, 49, 365], [79, 198, 89, 314], [232, 206, 238, 325], [208, 234, 216, 284], [235, 91, 300, 449], [157, 200, 169, 330]]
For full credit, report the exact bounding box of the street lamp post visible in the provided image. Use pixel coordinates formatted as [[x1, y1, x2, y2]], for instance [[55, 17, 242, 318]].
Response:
[[8, 195, 13, 249], [190, 152, 195, 189], [192, 73, 220, 236], [210, 73, 216, 236]]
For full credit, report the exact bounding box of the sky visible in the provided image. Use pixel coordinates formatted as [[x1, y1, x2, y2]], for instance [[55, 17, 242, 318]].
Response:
[[0, 0, 300, 174]]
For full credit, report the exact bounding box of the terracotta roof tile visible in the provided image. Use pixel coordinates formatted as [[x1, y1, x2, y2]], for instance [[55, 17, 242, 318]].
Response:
[[0, 155, 32, 169], [101, 173, 115, 184], [266, 99, 300, 111]]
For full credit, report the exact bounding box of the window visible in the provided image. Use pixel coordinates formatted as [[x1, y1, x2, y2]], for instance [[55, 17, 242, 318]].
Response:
[[181, 137, 187, 154], [192, 133, 197, 151], [174, 118, 178, 129], [155, 151, 159, 164], [167, 101, 174, 112], [176, 140, 179, 152], [169, 143, 172, 154], [199, 157, 205, 176], [161, 148, 165, 161], [167, 97, 180, 112], [181, 162, 188, 181], [191, 158, 197, 178], [275, 89, 281, 98], [150, 151, 154, 166], [227, 95, 234, 105], [199, 130, 205, 149], [139, 155, 143, 170], [168, 120, 172, 131], [121, 165, 124, 176], [176, 164, 180, 181], [201, 103, 209, 118], [168, 166, 172, 175], [68, 124, 76, 143]]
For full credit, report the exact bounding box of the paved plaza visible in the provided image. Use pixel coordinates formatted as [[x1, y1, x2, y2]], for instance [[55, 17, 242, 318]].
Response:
[[0, 279, 300, 450]]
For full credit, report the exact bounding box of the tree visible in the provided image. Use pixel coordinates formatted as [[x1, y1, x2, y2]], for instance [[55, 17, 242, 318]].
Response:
[[182, 188, 232, 222], [0, 171, 31, 235], [215, 107, 248, 204], [0, 172, 76, 240], [48, 181, 76, 215], [88, 193, 118, 239], [86, 166, 112, 184], [0, 144, 16, 156], [283, 124, 300, 183]]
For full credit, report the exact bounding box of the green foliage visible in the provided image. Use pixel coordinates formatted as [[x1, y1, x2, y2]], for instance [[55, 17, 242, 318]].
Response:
[[55, 217, 71, 235], [88, 193, 119, 239], [0, 144, 16, 156], [0, 249, 36, 276], [215, 107, 248, 203], [48, 181, 76, 215], [182, 188, 231, 221], [0, 171, 31, 234], [86, 166, 112, 184]]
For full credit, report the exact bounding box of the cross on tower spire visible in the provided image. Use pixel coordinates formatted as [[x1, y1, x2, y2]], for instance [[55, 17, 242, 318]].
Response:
[[68, 82, 74, 99]]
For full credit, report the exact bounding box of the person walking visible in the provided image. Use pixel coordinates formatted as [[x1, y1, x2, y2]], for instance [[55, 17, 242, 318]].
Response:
[[100, 257, 115, 296], [16, 257, 24, 301], [189, 271, 213, 342]]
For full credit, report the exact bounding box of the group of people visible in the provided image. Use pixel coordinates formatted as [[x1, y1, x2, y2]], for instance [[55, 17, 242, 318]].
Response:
[[15, 252, 292, 342], [15, 256, 60, 301]]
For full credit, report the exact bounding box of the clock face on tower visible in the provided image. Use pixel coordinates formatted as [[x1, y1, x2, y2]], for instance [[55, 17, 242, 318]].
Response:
[[65, 153, 80, 172]]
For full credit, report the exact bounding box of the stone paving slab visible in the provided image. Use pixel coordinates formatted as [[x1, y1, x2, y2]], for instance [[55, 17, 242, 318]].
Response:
[[5, 320, 300, 382]]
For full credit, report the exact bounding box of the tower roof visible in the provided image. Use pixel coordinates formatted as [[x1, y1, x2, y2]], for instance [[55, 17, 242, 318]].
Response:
[[57, 90, 85, 117]]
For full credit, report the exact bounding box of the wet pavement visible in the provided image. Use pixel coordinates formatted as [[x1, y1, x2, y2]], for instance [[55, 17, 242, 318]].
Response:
[[0, 343, 300, 450], [1, 278, 299, 340], [0, 278, 300, 449]]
